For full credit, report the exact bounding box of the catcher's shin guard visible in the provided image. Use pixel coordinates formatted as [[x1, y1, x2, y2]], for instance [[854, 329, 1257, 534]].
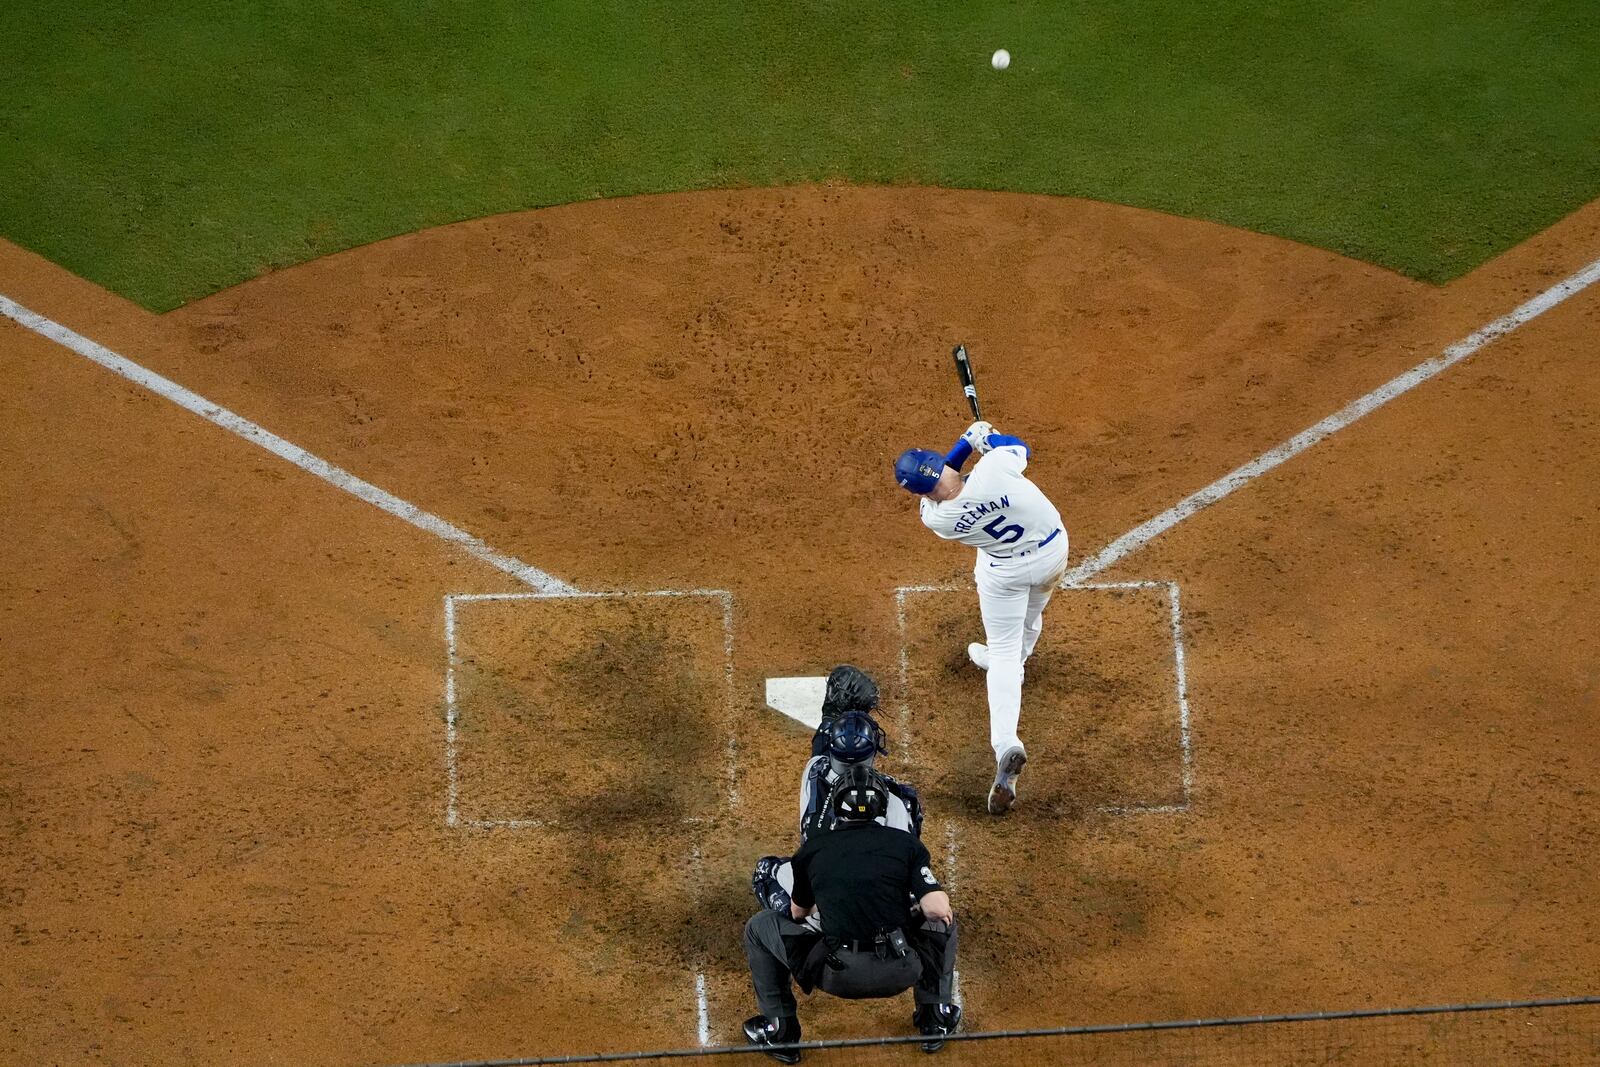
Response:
[[751, 855, 792, 913]]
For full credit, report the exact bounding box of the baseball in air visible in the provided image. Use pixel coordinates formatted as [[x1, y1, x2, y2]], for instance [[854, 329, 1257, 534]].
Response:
[[991, 49, 1010, 71]]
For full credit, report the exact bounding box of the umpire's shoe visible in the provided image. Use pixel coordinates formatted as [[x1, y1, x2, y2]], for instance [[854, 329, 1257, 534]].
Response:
[[743, 1014, 802, 1064], [914, 1003, 963, 1053], [987, 746, 1027, 815]]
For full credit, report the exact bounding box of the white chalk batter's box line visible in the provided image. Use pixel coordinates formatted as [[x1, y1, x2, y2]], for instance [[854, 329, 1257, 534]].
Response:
[[442, 588, 737, 830], [894, 579, 1194, 815]]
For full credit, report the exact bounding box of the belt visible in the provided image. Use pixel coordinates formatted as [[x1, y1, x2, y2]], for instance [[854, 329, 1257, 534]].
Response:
[[829, 933, 894, 954], [986, 527, 1061, 560]]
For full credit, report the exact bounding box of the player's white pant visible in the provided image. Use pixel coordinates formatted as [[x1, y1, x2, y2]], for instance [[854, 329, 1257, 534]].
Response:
[[974, 529, 1070, 762]]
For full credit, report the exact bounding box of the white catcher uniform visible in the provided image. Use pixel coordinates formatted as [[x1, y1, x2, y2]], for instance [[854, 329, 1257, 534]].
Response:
[[919, 438, 1068, 761]]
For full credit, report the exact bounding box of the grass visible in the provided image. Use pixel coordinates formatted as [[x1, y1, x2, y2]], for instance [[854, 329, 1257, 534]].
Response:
[[2, 0, 1598, 310]]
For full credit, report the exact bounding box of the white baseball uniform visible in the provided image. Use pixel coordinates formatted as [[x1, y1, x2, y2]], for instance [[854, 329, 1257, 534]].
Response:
[[919, 441, 1068, 761]]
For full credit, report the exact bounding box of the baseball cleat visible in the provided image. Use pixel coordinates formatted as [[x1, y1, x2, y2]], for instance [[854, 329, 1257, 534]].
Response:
[[987, 746, 1027, 815], [914, 1003, 962, 1053], [743, 1014, 802, 1064], [966, 642, 989, 671]]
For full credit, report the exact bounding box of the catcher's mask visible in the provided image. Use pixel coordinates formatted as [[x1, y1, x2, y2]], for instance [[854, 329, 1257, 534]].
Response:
[[830, 765, 888, 824], [824, 710, 888, 777]]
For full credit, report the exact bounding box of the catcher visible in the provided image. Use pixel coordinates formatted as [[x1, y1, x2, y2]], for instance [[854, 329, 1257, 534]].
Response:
[[750, 665, 924, 920]]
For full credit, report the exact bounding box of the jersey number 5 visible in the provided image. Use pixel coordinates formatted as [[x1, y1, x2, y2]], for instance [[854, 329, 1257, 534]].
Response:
[[983, 513, 1025, 545]]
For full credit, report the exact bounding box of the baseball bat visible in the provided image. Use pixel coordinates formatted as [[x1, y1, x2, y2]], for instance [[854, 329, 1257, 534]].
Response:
[[952, 344, 981, 419]]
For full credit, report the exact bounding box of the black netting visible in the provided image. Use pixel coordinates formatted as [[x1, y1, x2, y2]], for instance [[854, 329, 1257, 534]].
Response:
[[402, 997, 1600, 1067]]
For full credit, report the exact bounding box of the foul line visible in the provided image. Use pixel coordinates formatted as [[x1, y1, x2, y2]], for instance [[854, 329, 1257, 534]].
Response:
[[694, 971, 709, 1048], [1064, 254, 1600, 585], [0, 294, 573, 594]]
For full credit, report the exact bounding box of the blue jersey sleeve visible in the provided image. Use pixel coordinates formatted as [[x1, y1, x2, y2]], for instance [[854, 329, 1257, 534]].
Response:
[[986, 434, 1030, 458], [944, 437, 974, 471]]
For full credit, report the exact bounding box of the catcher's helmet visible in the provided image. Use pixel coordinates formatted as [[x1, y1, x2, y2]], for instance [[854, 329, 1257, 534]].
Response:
[[894, 448, 945, 494], [823, 663, 880, 717], [830, 765, 888, 824], [824, 710, 888, 774]]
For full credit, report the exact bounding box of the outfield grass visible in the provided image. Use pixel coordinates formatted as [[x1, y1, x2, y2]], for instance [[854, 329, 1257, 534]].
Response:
[[3, 1, 1598, 310]]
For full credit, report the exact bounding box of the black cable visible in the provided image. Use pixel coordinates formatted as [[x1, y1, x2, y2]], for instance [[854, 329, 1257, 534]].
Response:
[[387, 994, 1600, 1067]]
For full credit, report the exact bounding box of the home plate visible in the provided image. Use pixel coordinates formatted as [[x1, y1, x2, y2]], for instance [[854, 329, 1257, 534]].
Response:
[[764, 677, 827, 730]]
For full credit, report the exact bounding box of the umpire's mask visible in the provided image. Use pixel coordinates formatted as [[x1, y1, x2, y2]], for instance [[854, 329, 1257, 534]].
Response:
[[830, 765, 888, 824]]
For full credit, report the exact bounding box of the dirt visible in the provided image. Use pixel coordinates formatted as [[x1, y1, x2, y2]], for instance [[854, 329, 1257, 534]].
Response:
[[2, 186, 1598, 1066], [452, 596, 728, 828]]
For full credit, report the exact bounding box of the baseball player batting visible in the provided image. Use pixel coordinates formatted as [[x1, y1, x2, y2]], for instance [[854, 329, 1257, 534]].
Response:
[[895, 403, 1068, 815]]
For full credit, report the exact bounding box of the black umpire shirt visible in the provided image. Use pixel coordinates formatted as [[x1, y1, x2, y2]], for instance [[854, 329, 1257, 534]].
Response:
[[789, 821, 943, 941]]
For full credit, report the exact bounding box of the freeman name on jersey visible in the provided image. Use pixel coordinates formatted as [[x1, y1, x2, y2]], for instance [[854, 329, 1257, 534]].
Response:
[[952, 496, 1011, 534]]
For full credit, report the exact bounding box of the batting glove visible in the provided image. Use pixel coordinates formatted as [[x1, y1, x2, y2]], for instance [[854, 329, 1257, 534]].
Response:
[[962, 420, 997, 454]]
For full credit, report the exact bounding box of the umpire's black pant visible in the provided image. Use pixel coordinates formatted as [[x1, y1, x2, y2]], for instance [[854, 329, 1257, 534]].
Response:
[[742, 909, 959, 1020]]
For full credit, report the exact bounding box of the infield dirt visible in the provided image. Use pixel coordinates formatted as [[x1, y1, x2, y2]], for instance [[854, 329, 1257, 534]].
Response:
[[2, 186, 1598, 1064]]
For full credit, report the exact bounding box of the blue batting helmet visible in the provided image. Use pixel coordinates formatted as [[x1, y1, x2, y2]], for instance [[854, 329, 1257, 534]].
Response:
[[894, 448, 944, 494]]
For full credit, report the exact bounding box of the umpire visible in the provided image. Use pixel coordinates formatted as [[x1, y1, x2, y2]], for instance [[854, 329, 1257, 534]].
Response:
[[742, 767, 961, 1062]]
